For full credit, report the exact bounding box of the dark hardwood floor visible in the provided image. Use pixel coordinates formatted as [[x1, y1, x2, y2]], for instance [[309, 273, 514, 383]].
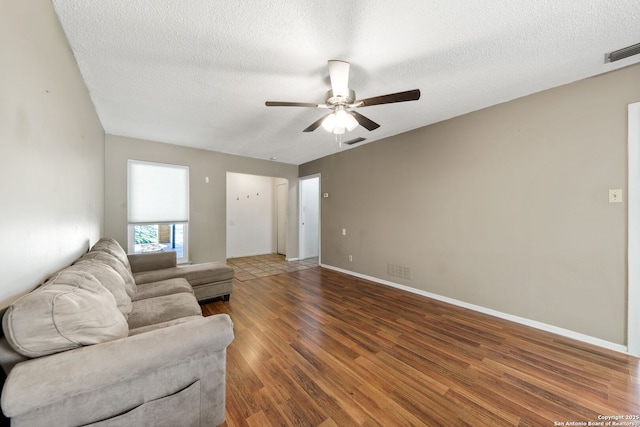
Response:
[[202, 266, 640, 427]]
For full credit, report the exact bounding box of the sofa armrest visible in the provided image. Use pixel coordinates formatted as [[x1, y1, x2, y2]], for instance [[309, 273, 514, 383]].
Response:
[[127, 251, 177, 273], [1, 314, 234, 420]]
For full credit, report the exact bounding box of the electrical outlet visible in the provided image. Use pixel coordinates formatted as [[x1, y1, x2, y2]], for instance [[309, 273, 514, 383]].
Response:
[[348, 255, 353, 262], [342, 229, 347, 236]]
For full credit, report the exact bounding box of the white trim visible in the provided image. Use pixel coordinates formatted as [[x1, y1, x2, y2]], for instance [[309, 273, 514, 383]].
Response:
[[321, 263, 630, 355], [628, 102, 640, 357], [227, 251, 273, 258], [286, 257, 299, 262]]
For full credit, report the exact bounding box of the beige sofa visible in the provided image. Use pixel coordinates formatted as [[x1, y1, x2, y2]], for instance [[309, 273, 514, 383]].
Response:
[[0, 238, 234, 427]]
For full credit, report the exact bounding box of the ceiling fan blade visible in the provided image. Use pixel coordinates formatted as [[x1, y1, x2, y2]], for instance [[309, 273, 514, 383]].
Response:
[[351, 111, 380, 131], [303, 113, 332, 132], [265, 101, 324, 107], [328, 60, 350, 96], [355, 89, 421, 107]]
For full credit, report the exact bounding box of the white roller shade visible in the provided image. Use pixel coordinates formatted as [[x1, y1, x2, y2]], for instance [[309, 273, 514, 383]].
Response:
[[128, 160, 189, 224]]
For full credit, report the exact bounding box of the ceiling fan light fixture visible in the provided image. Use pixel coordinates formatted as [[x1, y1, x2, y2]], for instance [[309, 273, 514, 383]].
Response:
[[321, 107, 359, 134]]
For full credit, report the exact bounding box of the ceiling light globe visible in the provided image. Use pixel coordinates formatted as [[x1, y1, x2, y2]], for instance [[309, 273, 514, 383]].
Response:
[[322, 113, 336, 132], [345, 113, 359, 131], [335, 109, 349, 127]]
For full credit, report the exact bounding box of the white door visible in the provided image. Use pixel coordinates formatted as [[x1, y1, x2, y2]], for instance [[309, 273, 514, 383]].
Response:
[[277, 183, 287, 255], [299, 176, 320, 260]]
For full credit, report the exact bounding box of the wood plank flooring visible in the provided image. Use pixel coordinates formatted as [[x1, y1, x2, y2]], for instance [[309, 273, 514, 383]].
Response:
[[202, 265, 640, 427]]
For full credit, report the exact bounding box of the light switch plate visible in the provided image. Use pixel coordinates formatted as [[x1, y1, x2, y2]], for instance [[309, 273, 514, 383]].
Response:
[[609, 189, 622, 203]]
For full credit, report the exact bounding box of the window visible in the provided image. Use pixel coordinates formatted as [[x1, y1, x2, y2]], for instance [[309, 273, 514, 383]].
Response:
[[129, 223, 187, 258], [127, 160, 189, 262]]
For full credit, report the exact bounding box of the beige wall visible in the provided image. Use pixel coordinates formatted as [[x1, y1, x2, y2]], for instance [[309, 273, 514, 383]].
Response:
[[301, 63, 640, 345], [0, 0, 105, 307], [105, 135, 299, 263]]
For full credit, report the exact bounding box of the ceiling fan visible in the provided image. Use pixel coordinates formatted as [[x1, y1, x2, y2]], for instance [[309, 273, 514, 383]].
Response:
[[265, 60, 420, 135]]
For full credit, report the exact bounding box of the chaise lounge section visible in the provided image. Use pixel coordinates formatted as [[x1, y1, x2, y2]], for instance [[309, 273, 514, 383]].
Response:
[[0, 237, 235, 426], [128, 250, 234, 303]]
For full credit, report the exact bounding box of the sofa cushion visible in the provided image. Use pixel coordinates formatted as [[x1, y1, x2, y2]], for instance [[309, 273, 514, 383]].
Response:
[[90, 237, 132, 272], [128, 251, 177, 274], [76, 252, 137, 299], [65, 262, 133, 317], [133, 278, 194, 301], [133, 262, 234, 287], [127, 293, 202, 331], [2, 271, 128, 358]]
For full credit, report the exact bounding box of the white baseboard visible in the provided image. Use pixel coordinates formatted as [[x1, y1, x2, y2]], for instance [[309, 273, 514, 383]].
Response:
[[320, 263, 630, 356]]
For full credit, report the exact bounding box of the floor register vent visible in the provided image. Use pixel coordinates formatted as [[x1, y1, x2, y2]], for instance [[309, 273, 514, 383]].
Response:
[[387, 263, 412, 280]]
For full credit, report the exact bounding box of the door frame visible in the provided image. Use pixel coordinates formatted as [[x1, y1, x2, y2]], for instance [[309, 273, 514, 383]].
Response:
[[299, 173, 321, 263], [628, 102, 640, 356], [276, 182, 288, 255]]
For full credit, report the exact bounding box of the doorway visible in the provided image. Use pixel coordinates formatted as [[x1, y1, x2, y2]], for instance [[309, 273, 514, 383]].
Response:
[[226, 172, 288, 258], [299, 174, 320, 261]]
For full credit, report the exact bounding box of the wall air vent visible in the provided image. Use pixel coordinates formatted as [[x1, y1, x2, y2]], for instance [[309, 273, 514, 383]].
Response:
[[344, 137, 366, 146], [387, 263, 411, 280], [605, 42, 640, 63]]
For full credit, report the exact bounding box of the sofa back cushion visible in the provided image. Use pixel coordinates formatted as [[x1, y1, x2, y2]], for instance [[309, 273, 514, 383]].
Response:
[[2, 270, 129, 358], [90, 237, 131, 272], [76, 252, 137, 298], [65, 262, 133, 317]]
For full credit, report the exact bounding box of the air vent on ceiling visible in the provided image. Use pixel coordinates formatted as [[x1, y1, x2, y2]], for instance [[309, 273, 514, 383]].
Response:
[[344, 137, 366, 146], [605, 42, 640, 63]]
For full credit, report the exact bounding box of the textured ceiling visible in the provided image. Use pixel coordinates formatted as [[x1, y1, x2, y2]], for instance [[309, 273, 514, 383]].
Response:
[[52, 0, 640, 165]]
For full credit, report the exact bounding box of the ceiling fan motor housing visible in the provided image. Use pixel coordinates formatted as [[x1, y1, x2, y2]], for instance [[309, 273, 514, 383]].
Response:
[[325, 89, 356, 106]]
